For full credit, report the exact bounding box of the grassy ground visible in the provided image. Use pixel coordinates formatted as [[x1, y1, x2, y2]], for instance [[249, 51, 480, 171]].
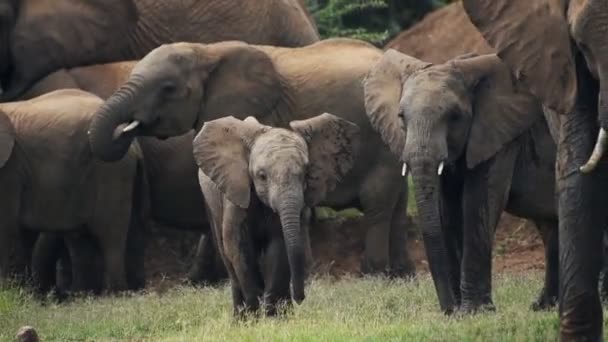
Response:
[[1, 272, 590, 341]]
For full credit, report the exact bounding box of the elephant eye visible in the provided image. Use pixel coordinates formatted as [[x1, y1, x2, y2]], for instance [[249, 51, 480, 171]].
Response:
[[448, 110, 460, 123], [161, 81, 178, 95], [257, 170, 267, 181]]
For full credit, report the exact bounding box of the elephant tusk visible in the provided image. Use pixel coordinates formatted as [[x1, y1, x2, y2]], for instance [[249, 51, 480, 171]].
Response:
[[122, 120, 141, 133], [580, 128, 608, 173], [437, 161, 444, 176], [401, 163, 408, 176]]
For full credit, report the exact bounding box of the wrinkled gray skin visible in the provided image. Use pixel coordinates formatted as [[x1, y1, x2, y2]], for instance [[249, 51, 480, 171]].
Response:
[[0, 0, 318, 101], [196, 114, 360, 316], [364, 50, 555, 313], [87, 38, 416, 278], [18, 61, 225, 291], [0, 89, 146, 292], [462, 0, 608, 339]]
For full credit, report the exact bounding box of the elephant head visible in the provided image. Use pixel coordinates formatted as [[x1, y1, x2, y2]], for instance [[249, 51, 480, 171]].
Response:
[[192, 113, 360, 303], [363, 49, 543, 312], [88, 41, 289, 162], [462, 0, 608, 172], [0, 0, 137, 100]]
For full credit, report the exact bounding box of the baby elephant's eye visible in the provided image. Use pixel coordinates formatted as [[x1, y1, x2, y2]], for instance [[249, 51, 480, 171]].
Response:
[[448, 111, 460, 123], [257, 171, 267, 181], [397, 110, 405, 121]]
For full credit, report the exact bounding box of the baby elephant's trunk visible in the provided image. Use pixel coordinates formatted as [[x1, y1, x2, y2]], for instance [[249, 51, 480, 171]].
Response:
[[278, 193, 307, 304]]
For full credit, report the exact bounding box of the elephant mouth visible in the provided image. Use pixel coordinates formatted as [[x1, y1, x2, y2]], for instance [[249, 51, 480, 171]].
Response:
[[113, 117, 163, 141]]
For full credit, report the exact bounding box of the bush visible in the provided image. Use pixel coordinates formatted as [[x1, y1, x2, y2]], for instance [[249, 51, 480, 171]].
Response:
[[306, 0, 451, 45]]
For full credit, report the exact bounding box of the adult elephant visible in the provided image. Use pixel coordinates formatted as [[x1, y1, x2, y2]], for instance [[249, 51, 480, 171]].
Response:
[[0, 0, 319, 101], [462, 0, 608, 339], [19, 61, 226, 286], [87, 38, 416, 278], [363, 50, 557, 313]]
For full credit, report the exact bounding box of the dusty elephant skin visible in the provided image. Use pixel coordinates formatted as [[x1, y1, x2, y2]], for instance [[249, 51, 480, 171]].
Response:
[[463, 0, 608, 339], [363, 50, 558, 314], [0, 89, 146, 293], [195, 114, 359, 316], [0, 0, 319, 101], [87, 38, 416, 278]]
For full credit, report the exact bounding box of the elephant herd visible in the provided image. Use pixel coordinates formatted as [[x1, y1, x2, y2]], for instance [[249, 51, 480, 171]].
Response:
[[1, 0, 607, 339]]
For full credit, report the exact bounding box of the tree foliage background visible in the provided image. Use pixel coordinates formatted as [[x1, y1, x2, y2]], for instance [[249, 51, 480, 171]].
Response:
[[306, 0, 456, 45]]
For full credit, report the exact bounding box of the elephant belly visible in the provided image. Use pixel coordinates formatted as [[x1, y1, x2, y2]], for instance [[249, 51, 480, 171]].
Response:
[[20, 171, 94, 231], [507, 165, 557, 221]]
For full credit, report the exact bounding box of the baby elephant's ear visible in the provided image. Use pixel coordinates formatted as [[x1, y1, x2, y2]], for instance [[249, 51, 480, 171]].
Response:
[[0, 111, 15, 168], [193, 116, 270, 208], [290, 113, 361, 206]]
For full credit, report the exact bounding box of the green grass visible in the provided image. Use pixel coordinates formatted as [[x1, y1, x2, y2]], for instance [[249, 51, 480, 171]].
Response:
[[1, 272, 593, 341]]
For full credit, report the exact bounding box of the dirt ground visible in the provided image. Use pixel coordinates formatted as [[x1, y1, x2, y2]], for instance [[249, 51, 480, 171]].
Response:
[[144, 212, 545, 288]]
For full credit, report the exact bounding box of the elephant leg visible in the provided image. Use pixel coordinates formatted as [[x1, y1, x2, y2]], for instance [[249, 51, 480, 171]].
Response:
[[55, 246, 72, 294], [30, 233, 63, 294], [125, 212, 146, 291], [440, 177, 464, 306], [0, 221, 26, 284], [186, 233, 227, 286], [359, 165, 400, 275], [531, 220, 559, 311], [556, 98, 605, 340], [460, 145, 517, 313], [262, 237, 292, 316], [388, 186, 416, 278], [600, 231, 608, 304], [222, 205, 264, 315], [64, 231, 103, 294]]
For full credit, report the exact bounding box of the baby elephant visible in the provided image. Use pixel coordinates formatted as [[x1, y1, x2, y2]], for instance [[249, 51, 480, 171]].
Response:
[[0, 89, 145, 292], [195, 114, 360, 316]]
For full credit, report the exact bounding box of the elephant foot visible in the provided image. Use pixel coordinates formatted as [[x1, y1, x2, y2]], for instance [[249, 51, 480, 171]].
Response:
[[530, 288, 557, 311], [458, 300, 496, 315], [263, 299, 293, 317]]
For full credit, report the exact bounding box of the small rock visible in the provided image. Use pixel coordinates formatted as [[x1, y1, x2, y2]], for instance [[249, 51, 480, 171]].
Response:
[[16, 326, 39, 342]]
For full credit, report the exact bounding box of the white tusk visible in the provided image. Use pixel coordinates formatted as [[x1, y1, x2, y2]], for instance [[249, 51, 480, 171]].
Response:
[[580, 128, 608, 173], [437, 161, 444, 176], [401, 163, 408, 176], [122, 120, 140, 133]]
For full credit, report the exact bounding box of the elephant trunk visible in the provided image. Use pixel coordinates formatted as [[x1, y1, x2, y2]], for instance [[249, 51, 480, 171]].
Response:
[[88, 78, 142, 162], [277, 192, 306, 304], [409, 157, 456, 313]]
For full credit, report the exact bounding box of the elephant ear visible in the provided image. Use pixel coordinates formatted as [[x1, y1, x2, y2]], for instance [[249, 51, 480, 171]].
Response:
[[290, 113, 361, 206], [363, 49, 431, 157], [0, 110, 15, 168], [462, 0, 576, 115], [453, 55, 544, 169], [200, 43, 290, 127], [192, 116, 271, 208]]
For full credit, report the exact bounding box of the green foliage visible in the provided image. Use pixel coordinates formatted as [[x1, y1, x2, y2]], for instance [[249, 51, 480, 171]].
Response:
[[307, 0, 390, 44], [306, 0, 452, 45]]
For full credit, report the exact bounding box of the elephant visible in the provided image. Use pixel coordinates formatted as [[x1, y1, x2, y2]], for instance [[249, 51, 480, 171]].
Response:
[[0, 89, 146, 292], [0, 0, 319, 101], [363, 50, 556, 313], [17, 61, 226, 289], [87, 38, 416, 278], [195, 114, 360, 316], [462, 0, 608, 339]]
